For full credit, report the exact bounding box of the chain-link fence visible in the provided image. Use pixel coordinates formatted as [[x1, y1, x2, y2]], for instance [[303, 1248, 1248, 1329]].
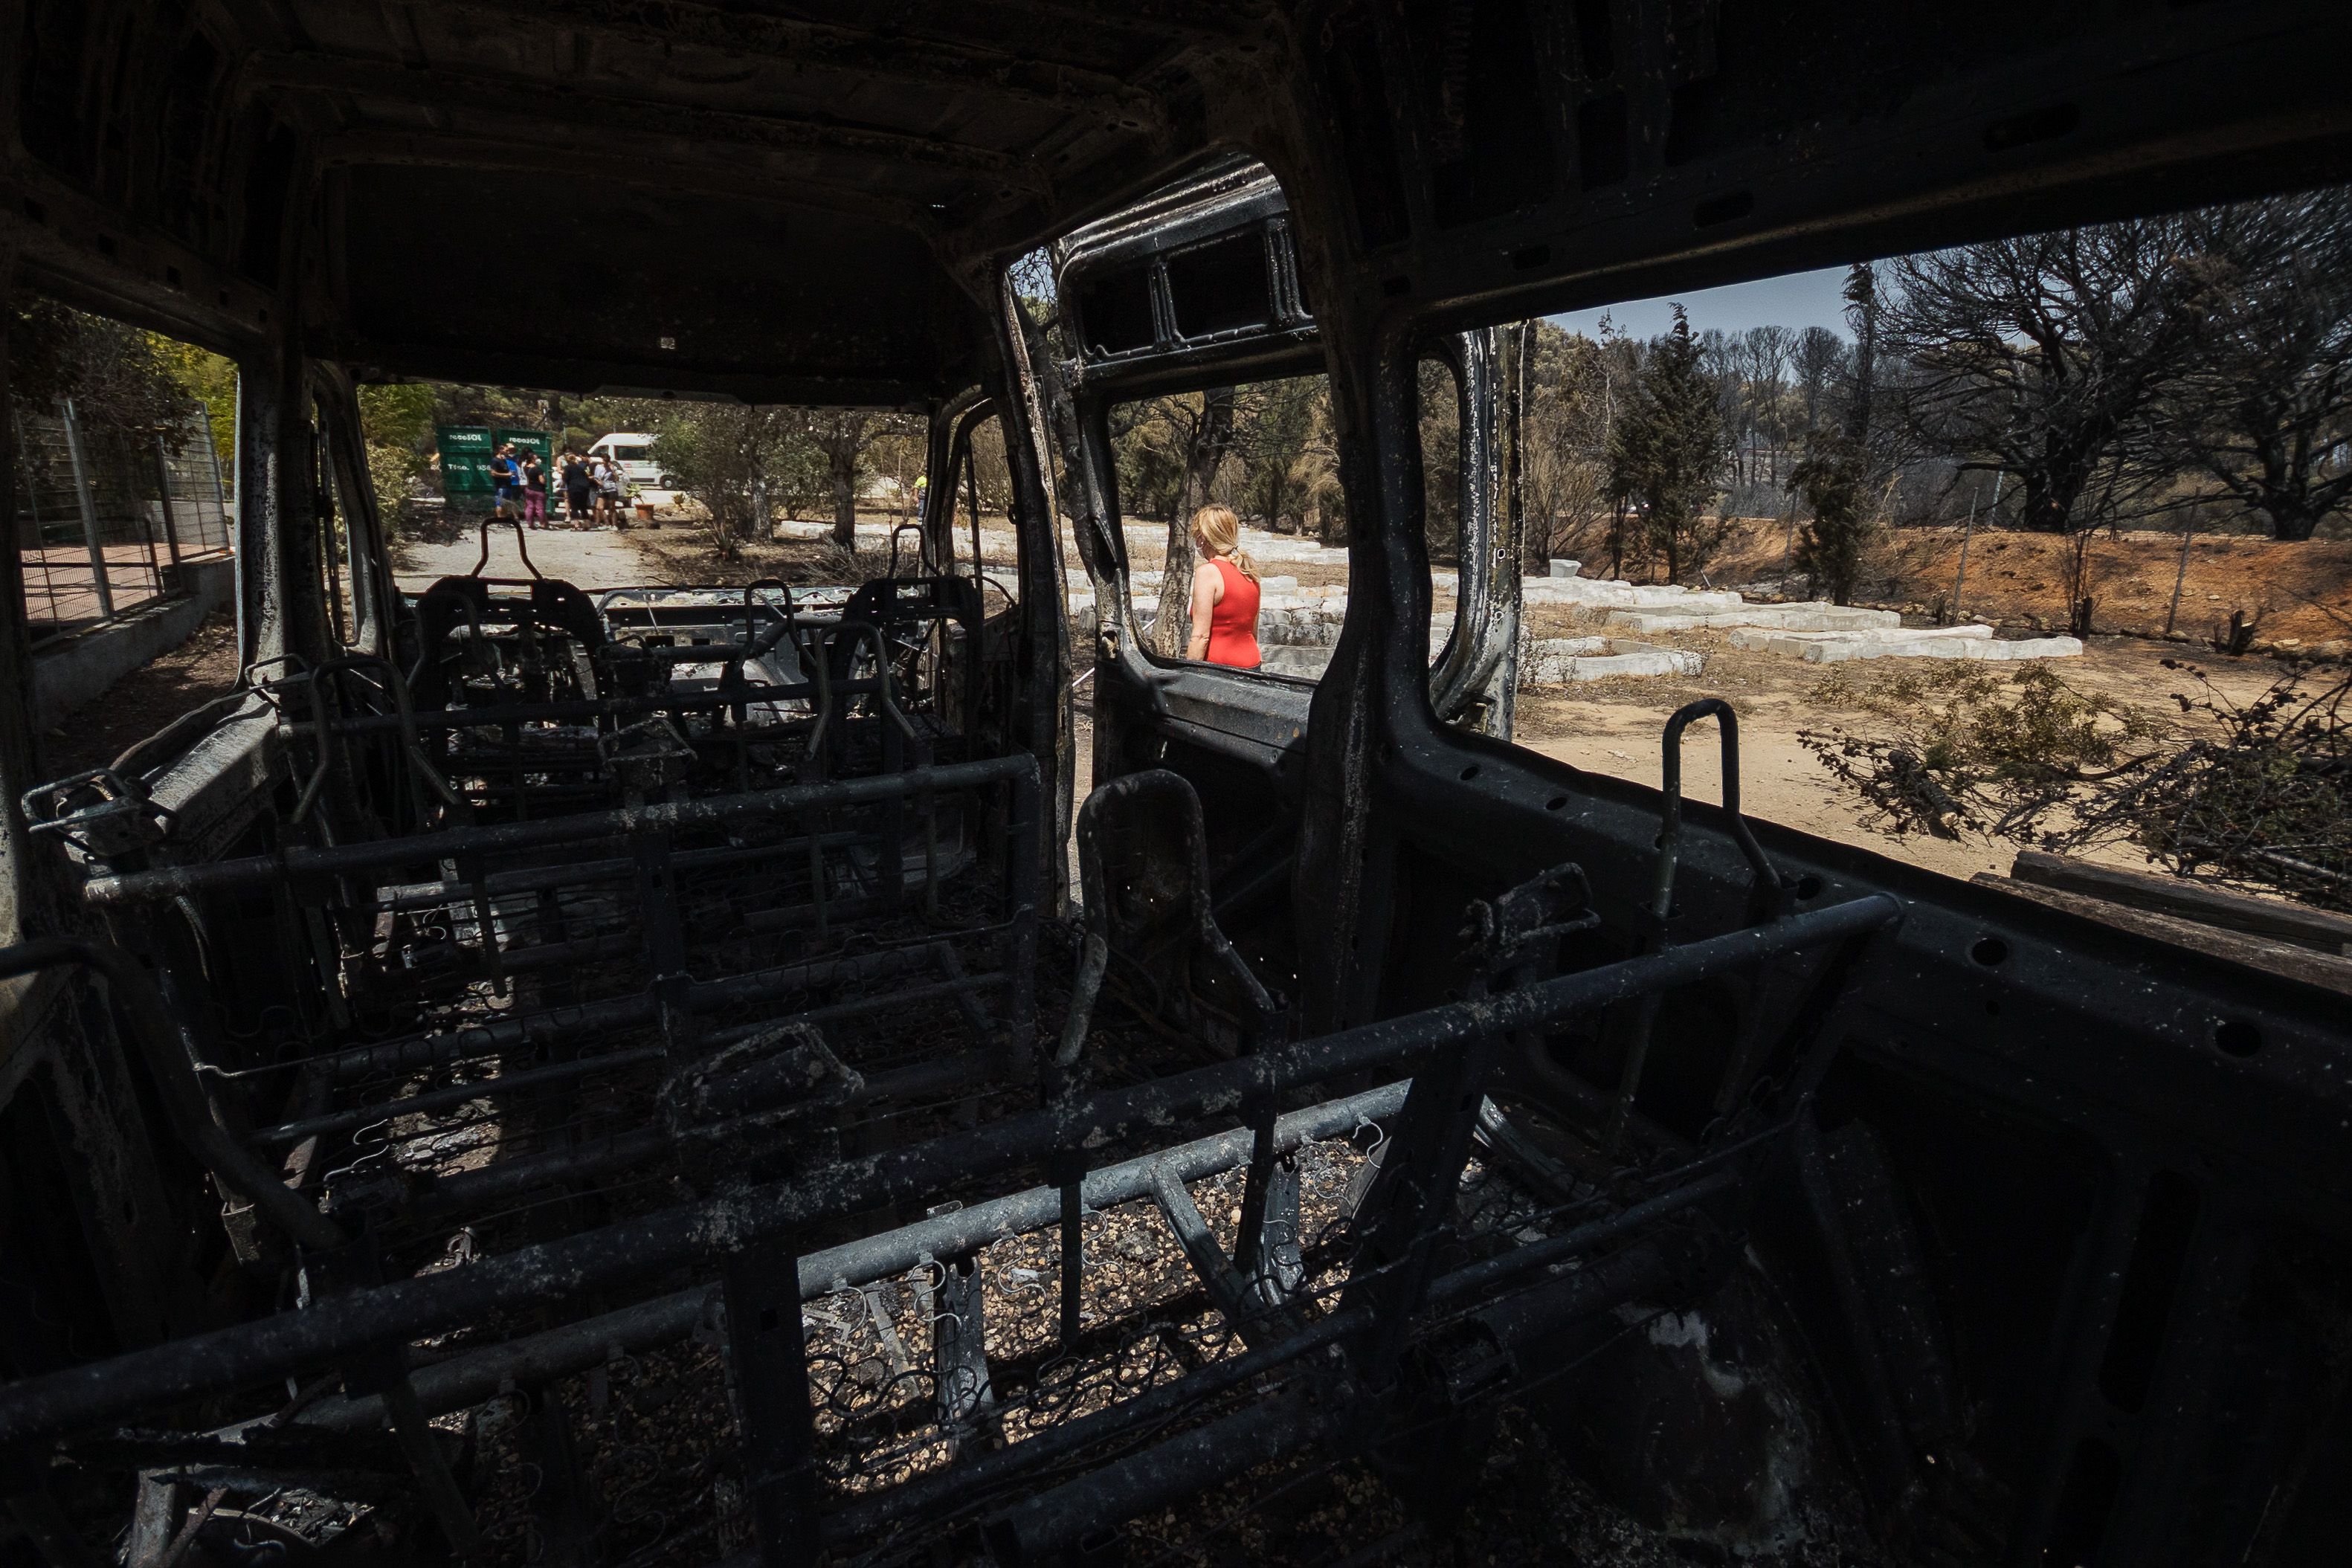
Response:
[[11, 401, 231, 647]]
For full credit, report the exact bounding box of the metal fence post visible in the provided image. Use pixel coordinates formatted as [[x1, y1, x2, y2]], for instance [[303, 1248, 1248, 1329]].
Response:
[[200, 404, 231, 535], [152, 436, 184, 568], [62, 399, 114, 620]]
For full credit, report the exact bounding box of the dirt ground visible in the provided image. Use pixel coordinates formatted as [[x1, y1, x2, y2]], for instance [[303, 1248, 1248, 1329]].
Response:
[[1512, 630, 2298, 884], [1686, 517, 2352, 651], [42, 608, 241, 778], [393, 517, 672, 590]]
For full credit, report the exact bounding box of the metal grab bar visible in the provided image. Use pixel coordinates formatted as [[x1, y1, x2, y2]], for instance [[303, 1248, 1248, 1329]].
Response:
[[1654, 698, 1785, 924], [1605, 699, 1794, 1151], [468, 515, 541, 578]]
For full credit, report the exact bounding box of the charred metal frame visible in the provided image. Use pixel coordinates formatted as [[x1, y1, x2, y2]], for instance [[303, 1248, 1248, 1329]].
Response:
[[0, 889, 1899, 1548], [4, 4, 2352, 1566]]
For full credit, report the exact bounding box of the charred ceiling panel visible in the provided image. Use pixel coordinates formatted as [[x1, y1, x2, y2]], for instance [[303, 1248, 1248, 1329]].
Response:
[[1661, 3, 2117, 168], [1376, 0, 2352, 331], [275, 0, 1211, 252], [17, 0, 98, 182], [156, 19, 222, 236], [1408, 0, 1556, 229], [236, 123, 297, 288], [335, 165, 981, 403], [1322, 10, 1413, 251]]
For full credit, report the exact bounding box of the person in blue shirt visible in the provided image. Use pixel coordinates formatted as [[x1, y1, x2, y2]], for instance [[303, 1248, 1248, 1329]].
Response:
[[489, 444, 522, 509]]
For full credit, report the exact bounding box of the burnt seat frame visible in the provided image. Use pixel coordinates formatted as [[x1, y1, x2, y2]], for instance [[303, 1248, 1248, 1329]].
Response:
[[4, 5, 2352, 1565]]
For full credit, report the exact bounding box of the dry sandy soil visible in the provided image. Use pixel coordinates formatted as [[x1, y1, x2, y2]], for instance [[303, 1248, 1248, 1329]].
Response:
[[1675, 517, 2352, 651], [1511, 629, 2298, 884]]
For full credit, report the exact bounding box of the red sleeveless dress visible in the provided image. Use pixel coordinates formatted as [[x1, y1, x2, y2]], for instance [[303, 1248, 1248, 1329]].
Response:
[[1205, 558, 1261, 668]]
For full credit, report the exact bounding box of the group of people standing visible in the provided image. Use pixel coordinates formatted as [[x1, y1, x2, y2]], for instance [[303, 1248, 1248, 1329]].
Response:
[[486, 443, 634, 530]]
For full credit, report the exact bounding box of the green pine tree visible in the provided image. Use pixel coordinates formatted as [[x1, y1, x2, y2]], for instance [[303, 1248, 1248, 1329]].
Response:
[[1605, 306, 1728, 581], [1788, 425, 1874, 604]]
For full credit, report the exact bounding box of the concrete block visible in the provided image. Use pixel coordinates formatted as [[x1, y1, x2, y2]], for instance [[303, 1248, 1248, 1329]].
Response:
[[1521, 637, 1701, 683], [1607, 603, 1900, 633], [1547, 559, 1582, 578], [1788, 629, 2082, 662], [1530, 636, 1610, 658], [1963, 636, 2084, 661], [1728, 624, 1988, 656], [1524, 579, 1744, 615], [1259, 645, 1333, 679]]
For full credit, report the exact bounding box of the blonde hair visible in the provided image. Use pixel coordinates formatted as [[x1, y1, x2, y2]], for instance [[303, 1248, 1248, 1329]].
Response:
[[1191, 505, 1257, 581]]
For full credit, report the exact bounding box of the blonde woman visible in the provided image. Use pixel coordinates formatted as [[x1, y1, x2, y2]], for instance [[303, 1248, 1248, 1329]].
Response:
[[1184, 505, 1261, 668]]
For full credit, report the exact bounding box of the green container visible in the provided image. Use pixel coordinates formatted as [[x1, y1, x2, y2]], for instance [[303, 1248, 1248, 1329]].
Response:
[[436, 425, 496, 497], [436, 426, 555, 501], [497, 428, 555, 465]]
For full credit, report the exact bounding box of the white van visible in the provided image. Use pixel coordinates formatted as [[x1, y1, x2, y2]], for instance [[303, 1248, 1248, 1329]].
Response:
[[587, 433, 673, 492]]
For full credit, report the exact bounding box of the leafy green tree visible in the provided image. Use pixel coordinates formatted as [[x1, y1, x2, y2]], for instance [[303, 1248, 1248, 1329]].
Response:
[[1234, 376, 1321, 533], [802, 411, 896, 547], [358, 383, 436, 451], [11, 298, 190, 433], [148, 336, 238, 470], [1110, 397, 1193, 524], [654, 407, 826, 560], [355, 384, 438, 530]]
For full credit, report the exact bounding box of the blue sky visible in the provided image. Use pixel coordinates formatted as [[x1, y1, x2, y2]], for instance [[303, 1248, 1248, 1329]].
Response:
[[1548, 265, 1852, 341]]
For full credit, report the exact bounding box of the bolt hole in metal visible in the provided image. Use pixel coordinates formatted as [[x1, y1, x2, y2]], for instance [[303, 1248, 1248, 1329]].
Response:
[[1544, 795, 1568, 812], [1460, 764, 1481, 781], [2212, 1019, 2262, 1058], [1971, 936, 2009, 967], [1793, 874, 1823, 901]]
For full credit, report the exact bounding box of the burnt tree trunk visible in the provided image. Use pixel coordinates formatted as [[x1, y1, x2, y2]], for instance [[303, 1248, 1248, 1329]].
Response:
[[828, 453, 858, 548]]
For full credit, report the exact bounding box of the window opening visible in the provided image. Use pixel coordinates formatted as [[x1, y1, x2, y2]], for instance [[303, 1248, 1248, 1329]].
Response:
[[947, 412, 1019, 610], [7, 295, 235, 648], [1074, 265, 1158, 357], [1106, 373, 1342, 679], [1165, 232, 1275, 341]]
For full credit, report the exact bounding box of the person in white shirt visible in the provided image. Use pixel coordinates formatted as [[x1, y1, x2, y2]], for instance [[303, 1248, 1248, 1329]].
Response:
[[590, 457, 620, 529]]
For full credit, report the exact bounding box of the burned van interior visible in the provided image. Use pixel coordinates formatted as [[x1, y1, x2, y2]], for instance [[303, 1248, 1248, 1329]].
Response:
[[2, 4, 2350, 1567]]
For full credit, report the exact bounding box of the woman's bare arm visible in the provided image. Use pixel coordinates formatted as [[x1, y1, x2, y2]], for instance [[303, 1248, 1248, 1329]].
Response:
[[1186, 561, 1221, 661]]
